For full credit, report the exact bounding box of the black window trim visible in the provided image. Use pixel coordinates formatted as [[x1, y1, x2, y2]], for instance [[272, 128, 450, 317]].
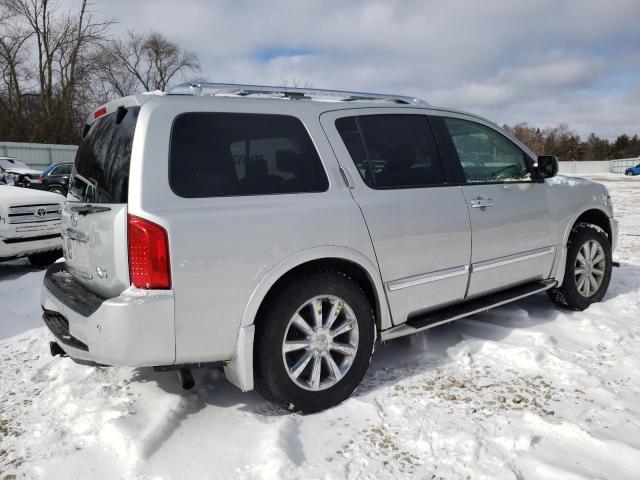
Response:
[[168, 111, 330, 199], [435, 115, 542, 185], [334, 112, 454, 191]]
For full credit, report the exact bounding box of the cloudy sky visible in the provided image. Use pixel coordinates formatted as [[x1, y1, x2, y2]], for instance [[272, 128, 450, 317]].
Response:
[[78, 0, 639, 139]]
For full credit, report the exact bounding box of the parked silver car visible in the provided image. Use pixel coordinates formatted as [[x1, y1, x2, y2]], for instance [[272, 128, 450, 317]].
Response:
[[41, 83, 617, 412]]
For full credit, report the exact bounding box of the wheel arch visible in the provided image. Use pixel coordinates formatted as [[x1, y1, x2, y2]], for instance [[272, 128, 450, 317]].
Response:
[[223, 246, 391, 393], [242, 247, 391, 332], [553, 206, 614, 288], [564, 207, 612, 246]]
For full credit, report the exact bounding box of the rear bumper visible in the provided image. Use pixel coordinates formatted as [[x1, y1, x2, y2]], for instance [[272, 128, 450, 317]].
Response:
[[41, 262, 176, 367]]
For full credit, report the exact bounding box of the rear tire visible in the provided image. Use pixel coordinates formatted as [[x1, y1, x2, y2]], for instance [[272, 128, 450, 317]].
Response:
[[48, 186, 65, 195], [547, 223, 612, 311], [254, 270, 375, 414], [28, 249, 63, 267]]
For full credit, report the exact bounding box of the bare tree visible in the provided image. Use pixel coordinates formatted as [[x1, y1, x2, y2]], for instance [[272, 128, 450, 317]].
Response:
[[99, 30, 200, 95], [279, 75, 312, 89], [0, 22, 31, 134], [0, 0, 113, 143]]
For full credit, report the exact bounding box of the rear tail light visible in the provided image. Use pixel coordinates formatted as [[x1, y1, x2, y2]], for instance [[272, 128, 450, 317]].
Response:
[[127, 214, 171, 289], [39, 176, 45, 184]]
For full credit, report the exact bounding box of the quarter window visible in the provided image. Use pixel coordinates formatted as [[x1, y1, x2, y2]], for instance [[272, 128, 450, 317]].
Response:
[[444, 118, 531, 183], [335, 114, 446, 189], [170, 113, 328, 198], [51, 164, 71, 175]]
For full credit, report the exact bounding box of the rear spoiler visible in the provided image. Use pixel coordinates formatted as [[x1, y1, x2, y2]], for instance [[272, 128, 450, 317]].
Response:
[[81, 91, 164, 137]]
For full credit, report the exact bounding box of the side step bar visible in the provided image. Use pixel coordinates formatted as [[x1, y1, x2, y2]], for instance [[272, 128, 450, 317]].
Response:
[[380, 280, 556, 341]]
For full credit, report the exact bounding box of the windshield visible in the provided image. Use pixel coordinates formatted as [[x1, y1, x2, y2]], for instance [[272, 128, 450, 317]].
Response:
[[0, 158, 30, 170], [68, 106, 140, 203]]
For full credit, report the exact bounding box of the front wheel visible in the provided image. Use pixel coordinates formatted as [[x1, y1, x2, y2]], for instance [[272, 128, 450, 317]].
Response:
[[547, 223, 612, 310], [254, 270, 375, 413]]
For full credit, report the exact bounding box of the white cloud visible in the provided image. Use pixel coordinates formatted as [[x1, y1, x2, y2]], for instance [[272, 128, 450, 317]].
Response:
[[68, 0, 640, 138]]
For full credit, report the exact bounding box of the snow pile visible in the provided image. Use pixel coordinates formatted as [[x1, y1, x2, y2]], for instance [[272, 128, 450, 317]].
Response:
[[1, 178, 640, 479]]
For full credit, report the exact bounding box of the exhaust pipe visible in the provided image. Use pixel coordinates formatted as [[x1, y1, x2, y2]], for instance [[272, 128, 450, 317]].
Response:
[[49, 341, 68, 357], [177, 368, 195, 390]]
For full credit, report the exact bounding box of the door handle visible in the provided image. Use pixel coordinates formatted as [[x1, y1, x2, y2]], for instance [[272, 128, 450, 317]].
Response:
[[339, 166, 355, 189], [470, 195, 494, 209]]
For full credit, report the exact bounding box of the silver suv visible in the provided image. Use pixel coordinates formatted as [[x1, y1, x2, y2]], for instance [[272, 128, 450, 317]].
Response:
[[41, 83, 617, 413]]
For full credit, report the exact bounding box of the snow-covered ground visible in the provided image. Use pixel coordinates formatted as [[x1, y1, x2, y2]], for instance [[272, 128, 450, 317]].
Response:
[[1, 177, 639, 480]]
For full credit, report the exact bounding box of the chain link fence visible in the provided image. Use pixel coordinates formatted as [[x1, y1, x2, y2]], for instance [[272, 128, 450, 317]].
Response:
[[611, 157, 640, 174]]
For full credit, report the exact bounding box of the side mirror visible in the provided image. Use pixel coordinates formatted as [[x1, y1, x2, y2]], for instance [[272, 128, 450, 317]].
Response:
[[537, 155, 559, 179]]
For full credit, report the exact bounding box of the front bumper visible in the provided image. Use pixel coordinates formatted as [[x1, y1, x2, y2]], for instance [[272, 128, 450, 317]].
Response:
[[41, 262, 176, 367], [611, 217, 619, 253], [0, 221, 61, 259]]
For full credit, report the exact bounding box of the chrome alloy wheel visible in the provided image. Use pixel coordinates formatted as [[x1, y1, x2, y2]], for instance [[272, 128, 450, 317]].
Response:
[[574, 239, 606, 298], [282, 295, 359, 391]]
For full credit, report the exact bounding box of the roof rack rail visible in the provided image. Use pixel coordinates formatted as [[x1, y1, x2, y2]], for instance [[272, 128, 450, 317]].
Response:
[[168, 82, 428, 105]]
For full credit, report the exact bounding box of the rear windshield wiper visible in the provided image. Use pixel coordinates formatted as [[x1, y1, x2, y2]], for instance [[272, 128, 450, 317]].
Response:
[[69, 205, 111, 216]]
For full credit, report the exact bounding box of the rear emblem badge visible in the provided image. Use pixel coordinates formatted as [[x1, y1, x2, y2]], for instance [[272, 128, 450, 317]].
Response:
[[35, 207, 47, 217], [96, 267, 108, 279], [71, 213, 79, 227]]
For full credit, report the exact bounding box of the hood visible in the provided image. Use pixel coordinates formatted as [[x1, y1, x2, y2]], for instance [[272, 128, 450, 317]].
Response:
[[548, 174, 597, 187], [0, 185, 65, 207], [5, 167, 42, 176]]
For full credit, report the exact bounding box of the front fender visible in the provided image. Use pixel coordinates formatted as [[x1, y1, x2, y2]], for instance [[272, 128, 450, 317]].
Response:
[[551, 203, 615, 287]]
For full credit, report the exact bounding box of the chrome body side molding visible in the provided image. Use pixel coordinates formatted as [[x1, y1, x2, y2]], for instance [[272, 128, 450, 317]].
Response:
[[387, 265, 469, 292], [472, 247, 556, 272]]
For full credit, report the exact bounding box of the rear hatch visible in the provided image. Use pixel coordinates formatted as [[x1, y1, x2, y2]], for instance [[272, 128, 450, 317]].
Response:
[[62, 105, 140, 299]]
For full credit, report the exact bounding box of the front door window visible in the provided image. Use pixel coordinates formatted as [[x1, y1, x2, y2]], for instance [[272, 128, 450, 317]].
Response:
[[444, 118, 531, 183]]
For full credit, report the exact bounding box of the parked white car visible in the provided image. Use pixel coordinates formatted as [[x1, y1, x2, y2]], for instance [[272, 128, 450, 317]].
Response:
[[41, 83, 617, 413], [1, 185, 64, 265]]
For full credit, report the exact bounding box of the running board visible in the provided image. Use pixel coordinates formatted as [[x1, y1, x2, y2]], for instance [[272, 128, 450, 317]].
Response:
[[380, 280, 556, 341]]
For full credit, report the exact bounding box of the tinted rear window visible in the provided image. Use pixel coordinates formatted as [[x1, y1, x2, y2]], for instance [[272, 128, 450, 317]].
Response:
[[69, 107, 139, 203], [169, 113, 328, 198], [336, 114, 446, 189]]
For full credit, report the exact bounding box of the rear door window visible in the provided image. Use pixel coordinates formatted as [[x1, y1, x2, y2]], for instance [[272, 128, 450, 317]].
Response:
[[69, 107, 140, 203], [335, 114, 446, 189], [169, 113, 328, 197]]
